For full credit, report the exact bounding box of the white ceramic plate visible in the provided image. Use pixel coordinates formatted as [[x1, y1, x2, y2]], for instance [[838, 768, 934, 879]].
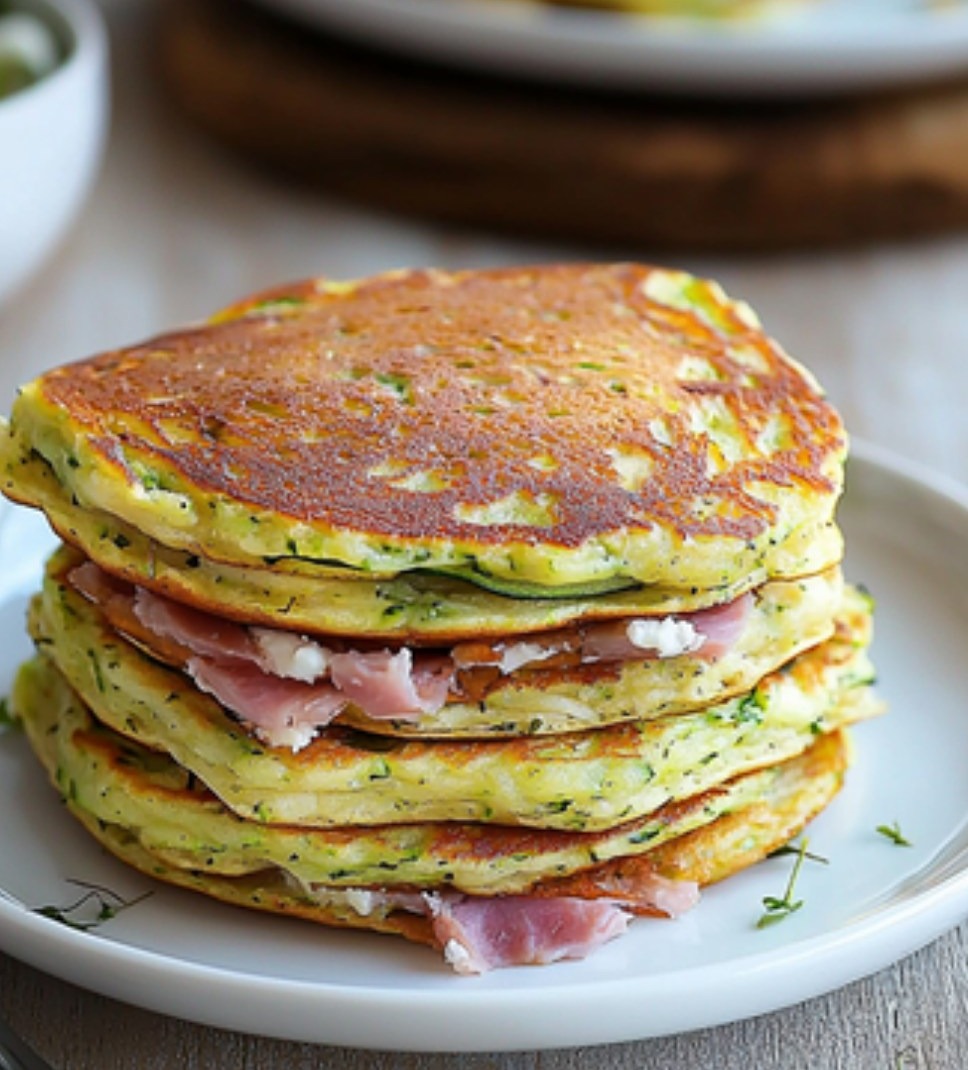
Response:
[[258, 0, 968, 96], [1, 440, 967, 1052]]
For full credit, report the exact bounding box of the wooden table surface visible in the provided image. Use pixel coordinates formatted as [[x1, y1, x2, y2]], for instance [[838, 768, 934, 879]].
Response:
[[1, 2, 967, 1066]]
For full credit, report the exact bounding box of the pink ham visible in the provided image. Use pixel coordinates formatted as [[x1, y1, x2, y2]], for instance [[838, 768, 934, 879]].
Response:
[[411, 657, 456, 711], [305, 882, 700, 974], [423, 872, 699, 973], [189, 657, 347, 750], [329, 649, 452, 719], [67, 561, 749, 751], [647, 875, 700, 918], [581, 593, 752, 663], [572, 870, 700, 918], [689, 592, 754, 658], [134, 587, 257, 663], [69, 562, 454, 747], [455, 592, 752, 670], [69, 560, 139, 618], [427, 894, 631, 974], [188, 649, 453, 748]]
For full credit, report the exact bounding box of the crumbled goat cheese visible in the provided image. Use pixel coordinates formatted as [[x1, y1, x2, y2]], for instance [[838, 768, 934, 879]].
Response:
[[253, 628, 329, 682], [253, 720, 317, 753], [626, 617, 705, 658], [497, 641, 558, 674], [342, 889, 379, 916], [443, 938, 473, 973]]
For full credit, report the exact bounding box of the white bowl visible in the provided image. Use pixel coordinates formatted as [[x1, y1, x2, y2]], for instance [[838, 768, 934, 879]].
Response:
[[0, 0, 108, 306]]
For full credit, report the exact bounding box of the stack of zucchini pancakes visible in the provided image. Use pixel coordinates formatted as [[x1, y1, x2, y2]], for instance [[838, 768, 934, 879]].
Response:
[[1, 263, 879, 974]]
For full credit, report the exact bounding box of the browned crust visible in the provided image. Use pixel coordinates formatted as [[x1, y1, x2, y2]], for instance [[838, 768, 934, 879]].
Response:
[[70, 805, 438, 947], [70, 709, 846, 889], [37, 264, 844, 549], [533, 728, 847, 909], [66, 730, 848, 947]]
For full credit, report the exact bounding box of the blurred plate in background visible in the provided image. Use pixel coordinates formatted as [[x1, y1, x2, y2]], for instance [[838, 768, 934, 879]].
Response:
[[258, 0, 968, 96]]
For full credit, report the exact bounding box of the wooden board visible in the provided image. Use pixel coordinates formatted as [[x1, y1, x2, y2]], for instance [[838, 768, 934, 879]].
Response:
[[159, 0, 968, 251]]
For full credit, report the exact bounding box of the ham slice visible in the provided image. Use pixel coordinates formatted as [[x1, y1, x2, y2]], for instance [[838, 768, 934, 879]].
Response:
[[67, 561, 749, 750], [425, 871, 700, 972], [428, 894, 630, 974], [189, 648, 453, 748], [329, 649, 452, 719], [305, 878, 698, 974], [134, 587, 257, 663], [70, 561, 144, 622], [688, 593, 754, 658], [188, 658, 348, 751], [453, 592, 751, 670], [636, 873, 700, 919], [69, 563, 454, 747], [546, 868, 701, 919]]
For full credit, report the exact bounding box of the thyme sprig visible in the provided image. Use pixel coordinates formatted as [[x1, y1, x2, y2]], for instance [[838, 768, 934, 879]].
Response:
[[876, 822, 912, 847], [33, 879, 152, 932], [767, 839, 829, 866], [757, 837, 811, 929]]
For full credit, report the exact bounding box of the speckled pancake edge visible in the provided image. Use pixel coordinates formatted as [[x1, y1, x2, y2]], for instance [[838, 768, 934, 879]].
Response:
[[13, 653, 844, 896], [50, 734, 849, 964], [14, 655, 849, 962], [6, 263, 847, 588], [27, 584, 880, 831], [1, 446, 842, 639], [43, 540, 847, 739]]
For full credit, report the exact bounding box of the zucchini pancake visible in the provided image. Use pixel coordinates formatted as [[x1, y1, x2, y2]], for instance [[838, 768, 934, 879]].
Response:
[[1, 263, 880, 974]]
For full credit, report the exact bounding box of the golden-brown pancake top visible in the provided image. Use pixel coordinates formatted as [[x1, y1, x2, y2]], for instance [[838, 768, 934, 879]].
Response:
[[11, 264, 846, 587]]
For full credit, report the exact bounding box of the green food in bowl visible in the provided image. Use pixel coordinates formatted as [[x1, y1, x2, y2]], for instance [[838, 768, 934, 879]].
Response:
[[0, 4, 61, 99]]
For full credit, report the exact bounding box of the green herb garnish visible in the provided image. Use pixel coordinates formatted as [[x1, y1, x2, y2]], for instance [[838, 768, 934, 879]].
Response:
[[757, 837, 810, 929], [876, 822, 912, 847], [33, 879, 151, 933], [767, 839, 829, 865]]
